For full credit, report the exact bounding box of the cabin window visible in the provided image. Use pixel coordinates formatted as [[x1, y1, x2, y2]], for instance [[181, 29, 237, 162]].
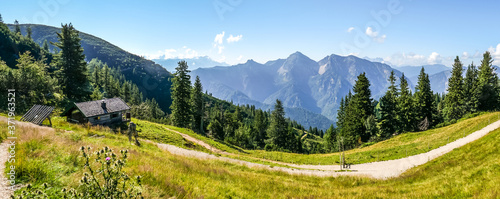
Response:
[[111, 113, 118, 118], [94, 116, 100, 120]]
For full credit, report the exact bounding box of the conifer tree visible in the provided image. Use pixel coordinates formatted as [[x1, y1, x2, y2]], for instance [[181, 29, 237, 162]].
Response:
[[323, 124, 336, 152], [378, 70, 398, 137], [477, 51, 499, 111], [464, 63, 479, 113], [53, 23, 91, 101], [26, 26, 32, 39], [397, 73, 415, 132], [253, 109, 267, 147], [0, 14, 3, 23], [42, 40, 49, 52], [121, 81, 131, 103], [267, 99, 288, 150], [341, 73, 373, 146], [170, 61, 192, 128], [191, 76, 204, 133], [444, 56, 465, 121], [102, 64, 110, 97], [92, 63, 101, 88], [90, 86, 103, 100], [14, 20, 20, 34], [336, 97, 346, 130], [414, 67, 433, 130]]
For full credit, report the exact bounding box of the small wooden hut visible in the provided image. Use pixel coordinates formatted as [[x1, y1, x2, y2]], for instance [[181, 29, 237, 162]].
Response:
[[62, 98, 131, 125]]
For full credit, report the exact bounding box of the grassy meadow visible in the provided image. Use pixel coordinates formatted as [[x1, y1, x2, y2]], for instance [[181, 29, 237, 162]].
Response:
[[1, 112, 499, 198]]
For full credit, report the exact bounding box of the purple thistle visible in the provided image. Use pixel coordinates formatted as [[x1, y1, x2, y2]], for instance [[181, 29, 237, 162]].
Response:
[[106, 157, 111, 161]]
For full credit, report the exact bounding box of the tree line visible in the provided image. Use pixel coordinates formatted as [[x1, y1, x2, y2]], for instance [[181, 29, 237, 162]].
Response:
[[169, 61, 327, 153], [324, 52, 498, 151]]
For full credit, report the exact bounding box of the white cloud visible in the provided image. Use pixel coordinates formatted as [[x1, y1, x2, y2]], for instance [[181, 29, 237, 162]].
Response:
[[384, 52, 447, 67], [365, 27, 386, 43], [237, 55, 243, 61], [427, 52, 442, 64], [227, 34, 243, 43], [213, 31, 227, 54], [347, 27, 355, 33], [144, 47, 199, 60], [462, 51, 470, 59], [365, 27, 378, 37], [488, 43, 500, 65], [215, 56, 226, 63], [218, 46, 224, 54], [214, 31, 225, 46]]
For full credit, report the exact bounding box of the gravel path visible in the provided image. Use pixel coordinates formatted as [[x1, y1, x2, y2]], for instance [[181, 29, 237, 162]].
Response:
[[157, 119, 500, 179], [0, 142, 13, 198]]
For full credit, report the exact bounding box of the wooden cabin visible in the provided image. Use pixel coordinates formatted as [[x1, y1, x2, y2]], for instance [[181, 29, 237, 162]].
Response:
[[62, 98, 131, 125]]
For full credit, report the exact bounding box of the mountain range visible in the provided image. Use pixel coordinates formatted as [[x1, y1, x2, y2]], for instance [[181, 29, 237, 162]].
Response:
[[193, 52, 500, 124], [12, 24, 496, 130], [7, 24, 333, 130], [192, 52, 410, 122], [153, 56, 228, 72]]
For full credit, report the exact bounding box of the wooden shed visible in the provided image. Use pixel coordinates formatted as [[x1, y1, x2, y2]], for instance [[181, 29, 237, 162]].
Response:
[[21, 105, 54, 126], [62, 98, 131, 125]]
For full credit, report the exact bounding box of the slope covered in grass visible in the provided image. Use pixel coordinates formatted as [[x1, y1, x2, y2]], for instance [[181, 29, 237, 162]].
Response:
[[230, 112, 500, 165], [3, 114, 500, 198]]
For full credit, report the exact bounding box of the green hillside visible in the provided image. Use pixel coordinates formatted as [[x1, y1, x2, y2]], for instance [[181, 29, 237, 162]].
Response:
[[7, 24, 173, 111], [3, 113, 499, 198]]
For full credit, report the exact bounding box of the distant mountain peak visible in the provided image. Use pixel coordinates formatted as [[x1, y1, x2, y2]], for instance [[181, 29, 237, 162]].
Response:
[[245, 59, 258, 64]]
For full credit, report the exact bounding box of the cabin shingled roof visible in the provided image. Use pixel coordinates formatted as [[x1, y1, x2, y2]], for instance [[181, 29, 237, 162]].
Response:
[[74, 98, 130, 118]]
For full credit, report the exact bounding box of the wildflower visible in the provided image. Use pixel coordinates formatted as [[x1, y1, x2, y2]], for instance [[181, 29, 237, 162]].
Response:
[[106, 157, 111, 161]]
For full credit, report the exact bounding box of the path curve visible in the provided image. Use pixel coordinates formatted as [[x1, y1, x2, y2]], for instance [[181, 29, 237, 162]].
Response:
[[156, 120, 500, 179]]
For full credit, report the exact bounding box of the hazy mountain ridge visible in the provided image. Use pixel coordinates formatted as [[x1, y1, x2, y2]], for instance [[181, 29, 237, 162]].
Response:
[[153, 56, 229, 72], [192, 52, 408, 122]]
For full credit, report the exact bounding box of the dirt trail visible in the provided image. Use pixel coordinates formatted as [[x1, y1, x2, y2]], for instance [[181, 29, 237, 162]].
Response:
[[160, 126, 230, 155], [0, 142, 13, 198], [0, 116, 54, 197], [157, 120, 500, 179]]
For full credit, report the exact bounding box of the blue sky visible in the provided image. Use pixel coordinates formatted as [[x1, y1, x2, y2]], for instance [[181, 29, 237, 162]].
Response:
[[1, 0, 500, 66]]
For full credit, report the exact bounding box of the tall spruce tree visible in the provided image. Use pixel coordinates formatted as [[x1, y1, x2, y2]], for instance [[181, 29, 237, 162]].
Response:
[[14, 20, 20, 34], [477, 51, 499, 111], [170, 61, 192, 128], [92, 62, 101, 88], [103, 64, 110, 97], [323, 124, 336, 152], [267, 99, 288, 150], [444, 56, 465, 121], [121, 81, 131, 103], [0, 14, 3, 23], [26, 26, 32, 39], [397, 73, 415, 132], [191, 76, 204, 133], [341, 73, 373, 146], [336, 97, 346, 130], [42, 40, 50, 52], [464, 63, 479, 113], [377, 70, 398, 138], [53, 23, 91, 101], [414, 67, 433, 130], [253, 109, 267, 147]]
